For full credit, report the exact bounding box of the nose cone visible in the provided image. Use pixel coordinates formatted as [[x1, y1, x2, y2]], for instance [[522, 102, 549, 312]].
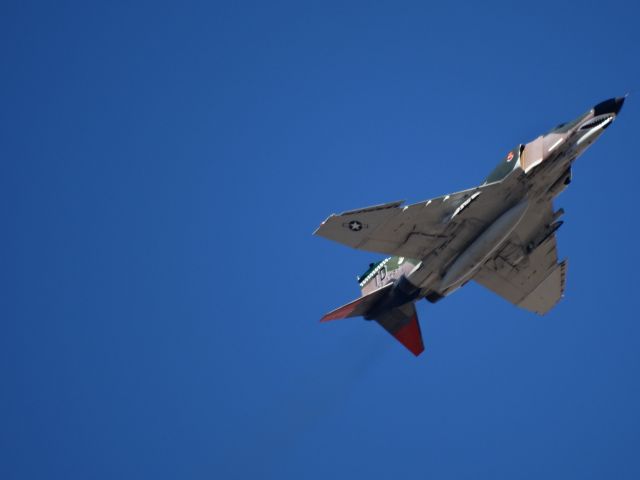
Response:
[[593, 96, 625, 116]]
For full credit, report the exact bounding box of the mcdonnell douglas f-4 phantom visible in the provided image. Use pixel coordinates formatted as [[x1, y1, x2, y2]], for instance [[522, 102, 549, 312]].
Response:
[[315, 97, 626, 356]]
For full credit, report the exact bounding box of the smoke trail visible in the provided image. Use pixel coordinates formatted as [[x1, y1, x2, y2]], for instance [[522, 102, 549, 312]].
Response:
[[219, 330, 389, 478]]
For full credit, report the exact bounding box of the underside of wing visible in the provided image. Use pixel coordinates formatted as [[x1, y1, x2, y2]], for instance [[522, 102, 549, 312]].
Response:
[[474, 200, 567, 314], [314, 182, 507, 259]]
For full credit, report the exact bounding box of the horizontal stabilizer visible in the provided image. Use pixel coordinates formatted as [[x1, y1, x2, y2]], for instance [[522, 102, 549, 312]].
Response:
[[375, 302, 424, 356], [320, 284, 392, 322]]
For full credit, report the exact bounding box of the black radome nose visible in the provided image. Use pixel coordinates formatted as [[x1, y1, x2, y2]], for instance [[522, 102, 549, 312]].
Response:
[[593, 96, 625, 116]]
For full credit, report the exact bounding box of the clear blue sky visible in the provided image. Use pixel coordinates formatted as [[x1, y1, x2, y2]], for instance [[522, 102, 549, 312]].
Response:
[[2, 1, 639, 479]]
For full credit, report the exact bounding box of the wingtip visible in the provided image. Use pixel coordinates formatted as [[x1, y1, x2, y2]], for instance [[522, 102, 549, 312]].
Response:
[[312, 214, 336, 236]]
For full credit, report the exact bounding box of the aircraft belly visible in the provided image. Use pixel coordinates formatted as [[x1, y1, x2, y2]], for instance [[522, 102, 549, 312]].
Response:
[[438, 200, 529, 291]]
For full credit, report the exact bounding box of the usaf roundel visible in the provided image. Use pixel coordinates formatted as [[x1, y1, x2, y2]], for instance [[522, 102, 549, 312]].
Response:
[[348, 220, 363, 231]]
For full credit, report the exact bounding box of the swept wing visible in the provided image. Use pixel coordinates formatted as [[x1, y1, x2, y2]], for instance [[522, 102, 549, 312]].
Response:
[[314, 182, 508, 259], [473, 201, 567, 314]]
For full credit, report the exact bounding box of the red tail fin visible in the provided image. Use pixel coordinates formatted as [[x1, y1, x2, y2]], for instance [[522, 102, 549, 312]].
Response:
[[375, 303, 424, 356], [390, 313, 424, 356], [321, 286, 424, 356]]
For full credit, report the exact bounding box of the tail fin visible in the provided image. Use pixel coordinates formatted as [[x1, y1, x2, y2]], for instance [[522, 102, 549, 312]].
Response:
[[321, 286, 424, 356], [374, 302, 424, 356]]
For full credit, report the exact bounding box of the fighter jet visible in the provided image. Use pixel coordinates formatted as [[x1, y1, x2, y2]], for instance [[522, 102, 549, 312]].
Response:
[[315, 96, 626, 356]]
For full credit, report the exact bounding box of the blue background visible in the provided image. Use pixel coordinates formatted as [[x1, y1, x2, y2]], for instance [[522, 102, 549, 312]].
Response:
[[2, 1, 639, 478]]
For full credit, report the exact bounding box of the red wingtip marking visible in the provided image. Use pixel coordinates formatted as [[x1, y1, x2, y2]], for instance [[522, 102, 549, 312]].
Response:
[[393, 315, 424, 356]]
